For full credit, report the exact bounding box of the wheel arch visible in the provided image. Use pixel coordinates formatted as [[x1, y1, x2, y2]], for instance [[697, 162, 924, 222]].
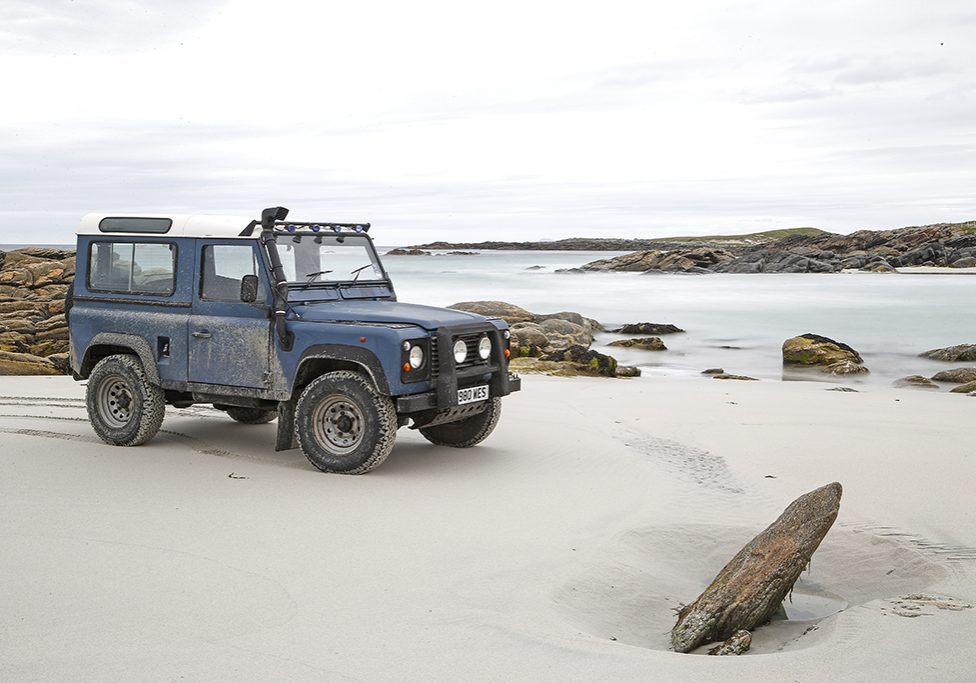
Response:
[[81, 333, 160, 385], [292, 345, 390, 400]]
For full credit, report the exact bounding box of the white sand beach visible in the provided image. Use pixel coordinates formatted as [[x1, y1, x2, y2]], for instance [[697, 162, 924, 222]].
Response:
[[2, 374, 975, 680]]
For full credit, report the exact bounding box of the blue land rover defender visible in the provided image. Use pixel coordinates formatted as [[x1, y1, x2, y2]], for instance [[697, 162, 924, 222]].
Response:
[[67, 207, 520, 473]]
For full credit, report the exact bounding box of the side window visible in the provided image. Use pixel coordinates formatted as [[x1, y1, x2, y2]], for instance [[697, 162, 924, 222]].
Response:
[[201, 245, 263, 301], [88, 242, 175, 295]]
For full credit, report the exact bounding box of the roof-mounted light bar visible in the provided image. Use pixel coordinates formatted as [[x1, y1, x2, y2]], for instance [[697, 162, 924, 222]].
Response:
[[274, 221, 370, 234]]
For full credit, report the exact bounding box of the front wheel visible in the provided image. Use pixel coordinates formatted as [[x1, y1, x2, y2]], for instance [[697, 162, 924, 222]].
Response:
[[86, 354, 165, 446], [294, 371, 397, 474], [419, 398, 501, 448]]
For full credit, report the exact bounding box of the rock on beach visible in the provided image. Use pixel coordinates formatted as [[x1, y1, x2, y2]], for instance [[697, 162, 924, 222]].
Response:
[[782, 334, 869, 375], [920, 344, 976, 362], [607, 337, 667, 351]]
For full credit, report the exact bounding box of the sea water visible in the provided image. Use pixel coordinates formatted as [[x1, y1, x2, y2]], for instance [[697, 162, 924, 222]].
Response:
[[383, 249, 976, 384], [5, 244, 973, 384]]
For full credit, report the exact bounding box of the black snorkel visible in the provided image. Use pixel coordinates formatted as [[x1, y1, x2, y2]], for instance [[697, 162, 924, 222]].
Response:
[[260, 206, 295, 352]]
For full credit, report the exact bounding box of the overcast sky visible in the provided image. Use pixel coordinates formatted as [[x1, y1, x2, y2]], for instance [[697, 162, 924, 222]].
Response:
[[1, 0, 974, 244]]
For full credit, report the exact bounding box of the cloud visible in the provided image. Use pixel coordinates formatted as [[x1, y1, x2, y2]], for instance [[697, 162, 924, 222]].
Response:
[[0, 0, 222, 55]]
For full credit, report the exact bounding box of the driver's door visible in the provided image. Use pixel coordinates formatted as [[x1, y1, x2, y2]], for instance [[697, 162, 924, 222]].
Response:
[[188, 241, 272, 389]]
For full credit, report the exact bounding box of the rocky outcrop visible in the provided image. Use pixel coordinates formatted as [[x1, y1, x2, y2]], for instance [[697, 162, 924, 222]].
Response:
[[448, 301, 638, 377], [569, 221, 976, 275], [920, 344, 976, 362], [612, 323, 684, 335], [782, 334, 868, 375], [449, 302, 604, 362], [671, 482, 842, 653], [895, 375, 939, 389], [0, 248, 75, 375], [449, 301, 536, 325], [607, 337, 666, 351], [384, 248, 431, 256], [543, 345, 617, 377], [580, 247, 735, 274], [712, 373, 758, 381], [931, 368, 976, 384]]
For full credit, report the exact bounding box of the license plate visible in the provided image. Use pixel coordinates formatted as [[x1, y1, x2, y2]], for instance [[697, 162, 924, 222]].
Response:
[[457, 385, 489, 405]]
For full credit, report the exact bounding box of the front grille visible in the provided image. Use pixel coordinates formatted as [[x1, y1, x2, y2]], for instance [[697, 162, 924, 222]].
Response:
[[456, 333, 488, 370], [430, 337, 440, 379]]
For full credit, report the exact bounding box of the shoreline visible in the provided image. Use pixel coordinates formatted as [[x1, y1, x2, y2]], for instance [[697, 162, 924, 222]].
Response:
[[2, 375, 974, 678]]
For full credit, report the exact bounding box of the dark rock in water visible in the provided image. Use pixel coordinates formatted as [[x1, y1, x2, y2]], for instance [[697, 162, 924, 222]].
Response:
[[613, 323, 685, 335], [827, 387, 858, 392], [895, 375, 939, 389], [707, 630, 752, 656], [554, 267, 585, 274], [950, 380, 976, 394], [931, 368, 976, 384], [525, 265, 545, 270], [702, 368, 725, 375], [445, 251, 478, 255], [950, 256, 976, 268], [920, 344, 976, 362], [783, 333, 867, 375], [616, 366, 641, 377], [544, 345, 617, 377], [671, 482, 842, 653], [607, 337, 666, 351], [712, 373, 758, 381], [384, 248, 431, 256]]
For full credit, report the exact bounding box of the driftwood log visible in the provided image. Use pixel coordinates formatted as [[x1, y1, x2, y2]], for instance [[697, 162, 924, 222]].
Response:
[[671, 482, 842, 653]]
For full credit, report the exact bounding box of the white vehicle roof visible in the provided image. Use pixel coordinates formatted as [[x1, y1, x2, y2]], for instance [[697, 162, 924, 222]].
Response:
[[77, 213, 257, 238]]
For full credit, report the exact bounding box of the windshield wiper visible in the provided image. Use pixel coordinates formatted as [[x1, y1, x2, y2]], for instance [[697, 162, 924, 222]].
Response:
[[305, 270, 333, 283], [350, 264, 373, 282]]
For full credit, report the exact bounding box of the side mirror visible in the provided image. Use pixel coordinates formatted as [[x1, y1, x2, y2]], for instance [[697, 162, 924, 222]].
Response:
[[240, 274, 260, 303]]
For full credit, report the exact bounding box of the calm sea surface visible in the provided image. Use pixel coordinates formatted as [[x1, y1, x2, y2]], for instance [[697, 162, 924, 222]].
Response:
[[383, 249, 976, 385], [6, 245, 974, 384]]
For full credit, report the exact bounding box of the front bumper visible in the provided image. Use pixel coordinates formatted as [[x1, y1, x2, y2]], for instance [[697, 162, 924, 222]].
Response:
[[396, 373, 521, 413], [396, 322, 521, 414]]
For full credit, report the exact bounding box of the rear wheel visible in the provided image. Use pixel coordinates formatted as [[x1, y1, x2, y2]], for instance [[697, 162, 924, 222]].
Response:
[[295, 371, 397, 474], [86, 354, 165, 446], [225, 407, 278, 424], [419, 397, 501, 448]]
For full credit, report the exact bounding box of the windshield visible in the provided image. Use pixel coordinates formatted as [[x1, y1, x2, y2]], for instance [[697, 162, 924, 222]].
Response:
[[275, 234, 386, 284]]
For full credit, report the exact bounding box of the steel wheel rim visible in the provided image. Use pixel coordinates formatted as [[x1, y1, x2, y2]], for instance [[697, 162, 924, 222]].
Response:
[[312, 394, 364, 455], [97, 375, 134, 428]]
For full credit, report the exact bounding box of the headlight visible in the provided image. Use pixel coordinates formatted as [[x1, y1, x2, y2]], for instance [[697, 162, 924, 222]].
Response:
[[409, 345, 424, 369], [453, 339, 468, 364], [478, 336, 491, 360]]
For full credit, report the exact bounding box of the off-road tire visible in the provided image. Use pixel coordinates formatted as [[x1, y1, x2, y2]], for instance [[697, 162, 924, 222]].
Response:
[[86, 354, 165, 446], [225, 407, 278, 424], [419, 397, 502, 448], [295, 370, 397, 474]]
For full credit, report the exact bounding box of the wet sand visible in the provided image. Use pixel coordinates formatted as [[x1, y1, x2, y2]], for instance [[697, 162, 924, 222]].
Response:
[[1, 375, 974, 680]]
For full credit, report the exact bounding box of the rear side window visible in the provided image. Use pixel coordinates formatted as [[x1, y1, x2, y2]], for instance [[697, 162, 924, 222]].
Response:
[[88, 242, 176, 295], [201, 244, 263, 301]]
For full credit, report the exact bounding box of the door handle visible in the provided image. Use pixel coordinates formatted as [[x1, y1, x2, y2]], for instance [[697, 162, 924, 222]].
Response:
[[192, 330, 212, 339]]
